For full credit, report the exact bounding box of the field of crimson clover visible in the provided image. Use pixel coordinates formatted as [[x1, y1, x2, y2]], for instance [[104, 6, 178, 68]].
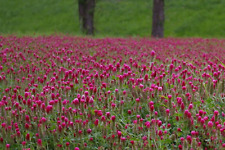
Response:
[[0, 35, 225, 150]]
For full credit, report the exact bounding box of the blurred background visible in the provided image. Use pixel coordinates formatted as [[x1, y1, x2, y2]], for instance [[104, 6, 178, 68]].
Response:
[[0, 0, 225, 37]]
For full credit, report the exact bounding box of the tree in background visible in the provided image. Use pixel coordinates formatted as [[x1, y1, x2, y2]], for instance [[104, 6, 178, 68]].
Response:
[[78, 0, 96, 35], [151, 0, 164, 38]]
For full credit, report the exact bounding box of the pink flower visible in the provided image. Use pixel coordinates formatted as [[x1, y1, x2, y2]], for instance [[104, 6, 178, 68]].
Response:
[[158, 120, 162, 127], [123, 90, 126, 95], [142, 136, 147, 141], [121, 137, 126, 142], [26, 133, 30, 141], [46, 105, 53, 113], [166, 109, 170, 115], [180, 137, 185, 143], [214, 110, 219, 116], [208, 121, 213, 128], [84, 91, 89, 96], [94, 119, 99, 126], [186, 135, 192, 143], [87, 128, 92, 134], [182, 86, 186, 90], [106, 112, 111, 117], [151, 50, 155, 56], [158, 130, 163, 136], [1, 123, 6, 128], [136, 98, 140, 103], [111, 115, 116, 121], [150, 105, 154, 112], [22, 141, 26, 146], [188, 104, 193, 110], [145, 121, 151, 128], [191, 131, 196, 136], [136, 115, 141, 119], [158, 87, 162, 91], [130, 140, 134, 145], [117, 131, 122, 138], [37, 139, 42, 146], [6, 144, 10, 148], [222, 143, 225, 147], [128, 110, 132, 115], [111, 103, 116, 108]]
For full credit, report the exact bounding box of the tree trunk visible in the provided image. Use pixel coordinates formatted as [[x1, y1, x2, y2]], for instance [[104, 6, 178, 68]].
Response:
[[78, 0, 86, 31], [78, 0, 95, 35], [151, 0, 164, 38]]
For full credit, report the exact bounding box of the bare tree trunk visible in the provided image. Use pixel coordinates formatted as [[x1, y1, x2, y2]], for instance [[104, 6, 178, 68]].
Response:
[[151, 0, 164, 38], [78, 0, 86, 32], [78, 0, 95, 35], [86, 0, 95, 35]]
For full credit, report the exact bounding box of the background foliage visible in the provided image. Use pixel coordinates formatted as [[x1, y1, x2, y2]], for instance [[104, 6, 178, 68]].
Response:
[[0, 0, 225, 37]]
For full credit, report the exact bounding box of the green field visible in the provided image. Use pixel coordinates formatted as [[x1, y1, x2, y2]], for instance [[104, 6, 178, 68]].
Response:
[[0, 0, 225, 37]]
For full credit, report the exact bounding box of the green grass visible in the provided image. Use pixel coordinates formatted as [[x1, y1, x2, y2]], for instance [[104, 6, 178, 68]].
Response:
[[0, 0, 225, 37]]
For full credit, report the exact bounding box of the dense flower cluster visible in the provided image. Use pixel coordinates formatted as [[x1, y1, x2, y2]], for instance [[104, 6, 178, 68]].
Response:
[[0, 35, 225, 149]]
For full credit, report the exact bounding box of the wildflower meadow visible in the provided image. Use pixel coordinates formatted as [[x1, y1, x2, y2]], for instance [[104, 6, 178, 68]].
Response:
[[0, 35, 225, 149]]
